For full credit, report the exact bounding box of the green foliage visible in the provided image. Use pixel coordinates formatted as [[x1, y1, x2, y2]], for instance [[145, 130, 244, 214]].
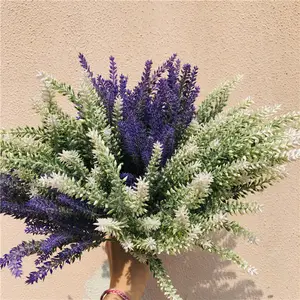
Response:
[[196, 74, 243, 123], [149, 258, 183, 300], [1, 72, 300, 300]]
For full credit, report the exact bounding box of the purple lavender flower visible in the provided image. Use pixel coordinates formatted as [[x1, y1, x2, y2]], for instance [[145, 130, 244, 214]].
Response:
[[151, 53, 177, 87], [0, 174, 105, 281], [79, 54, 200, 181], [40, 234, 73, 255], [79, 53, 93, 78], [78, 53, 120, 123], [26, 241, 100, 284], [109, 56, 118, 87], [3, 240, 42, 277], [120, 172, 137, 186], [57, 193, 100, 219], [25, 224, 54, 235]]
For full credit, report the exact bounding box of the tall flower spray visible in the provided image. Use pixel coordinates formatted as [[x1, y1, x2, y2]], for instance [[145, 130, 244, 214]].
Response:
[[1, 54, 299, 299]]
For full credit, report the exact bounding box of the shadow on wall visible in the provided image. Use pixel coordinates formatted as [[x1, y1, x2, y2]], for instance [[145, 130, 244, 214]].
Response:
[[84, 259, 110, 300], [84, 232, 263, 300], [143, 232, 263, 300]]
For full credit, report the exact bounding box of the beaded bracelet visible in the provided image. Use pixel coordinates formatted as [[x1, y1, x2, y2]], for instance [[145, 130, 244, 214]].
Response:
[[100, 288, 130, 300]]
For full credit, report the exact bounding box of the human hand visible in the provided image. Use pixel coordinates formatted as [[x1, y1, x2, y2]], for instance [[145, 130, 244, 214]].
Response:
[[103, 239, 150, 300]]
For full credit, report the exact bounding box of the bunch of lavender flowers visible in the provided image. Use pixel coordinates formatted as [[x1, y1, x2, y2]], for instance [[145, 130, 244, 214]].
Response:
[[1, 53, 300, 299], [79, 53, 199, 181], [0, 173, 105, 283]]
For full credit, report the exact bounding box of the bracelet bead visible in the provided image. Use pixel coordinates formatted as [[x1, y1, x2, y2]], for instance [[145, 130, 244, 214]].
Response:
[[100, 288, 130, 300]]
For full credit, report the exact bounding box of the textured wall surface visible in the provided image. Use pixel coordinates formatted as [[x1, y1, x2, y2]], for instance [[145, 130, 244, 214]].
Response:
[[1, 1, 299, 300]]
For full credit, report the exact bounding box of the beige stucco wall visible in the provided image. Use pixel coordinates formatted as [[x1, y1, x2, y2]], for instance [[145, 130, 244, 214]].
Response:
[[1, 1, 299, 299]]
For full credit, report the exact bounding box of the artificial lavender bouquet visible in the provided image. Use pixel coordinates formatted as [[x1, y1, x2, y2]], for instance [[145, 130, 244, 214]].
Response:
[[1, 53, 299, 299]]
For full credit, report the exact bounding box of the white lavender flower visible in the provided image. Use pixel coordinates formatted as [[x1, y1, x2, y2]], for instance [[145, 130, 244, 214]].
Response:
[[209, 138, 220, 149], [120, 239, 134, 252], [59, 150, 80, 163], [175, 205, 190, 227], [200, 240, 213, 249], [286, 149, 300, 161], [139, 237, 157, 251], [190, 172, 213, 192], [103, 127, 111, 137], [45, 114, 59, 127], [135, 178, 149, 200], [141, 216, 161, 232], [94, 218, 124, 236], [212, 212, 228, 223], [132, 253, 148, 264]]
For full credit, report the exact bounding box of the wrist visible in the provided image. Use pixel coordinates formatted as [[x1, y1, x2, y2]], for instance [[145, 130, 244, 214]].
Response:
[[101, 288, 129, 300], [109, 281, 145, 300], [108, 263, 149, 300], [103, 294, 122, 300], [103, 295, 122, 300], [109, 286, 131, 299]]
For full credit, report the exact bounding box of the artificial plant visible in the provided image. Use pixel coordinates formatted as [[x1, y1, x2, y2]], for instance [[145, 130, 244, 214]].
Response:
[[1, 54, 299, 299]]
